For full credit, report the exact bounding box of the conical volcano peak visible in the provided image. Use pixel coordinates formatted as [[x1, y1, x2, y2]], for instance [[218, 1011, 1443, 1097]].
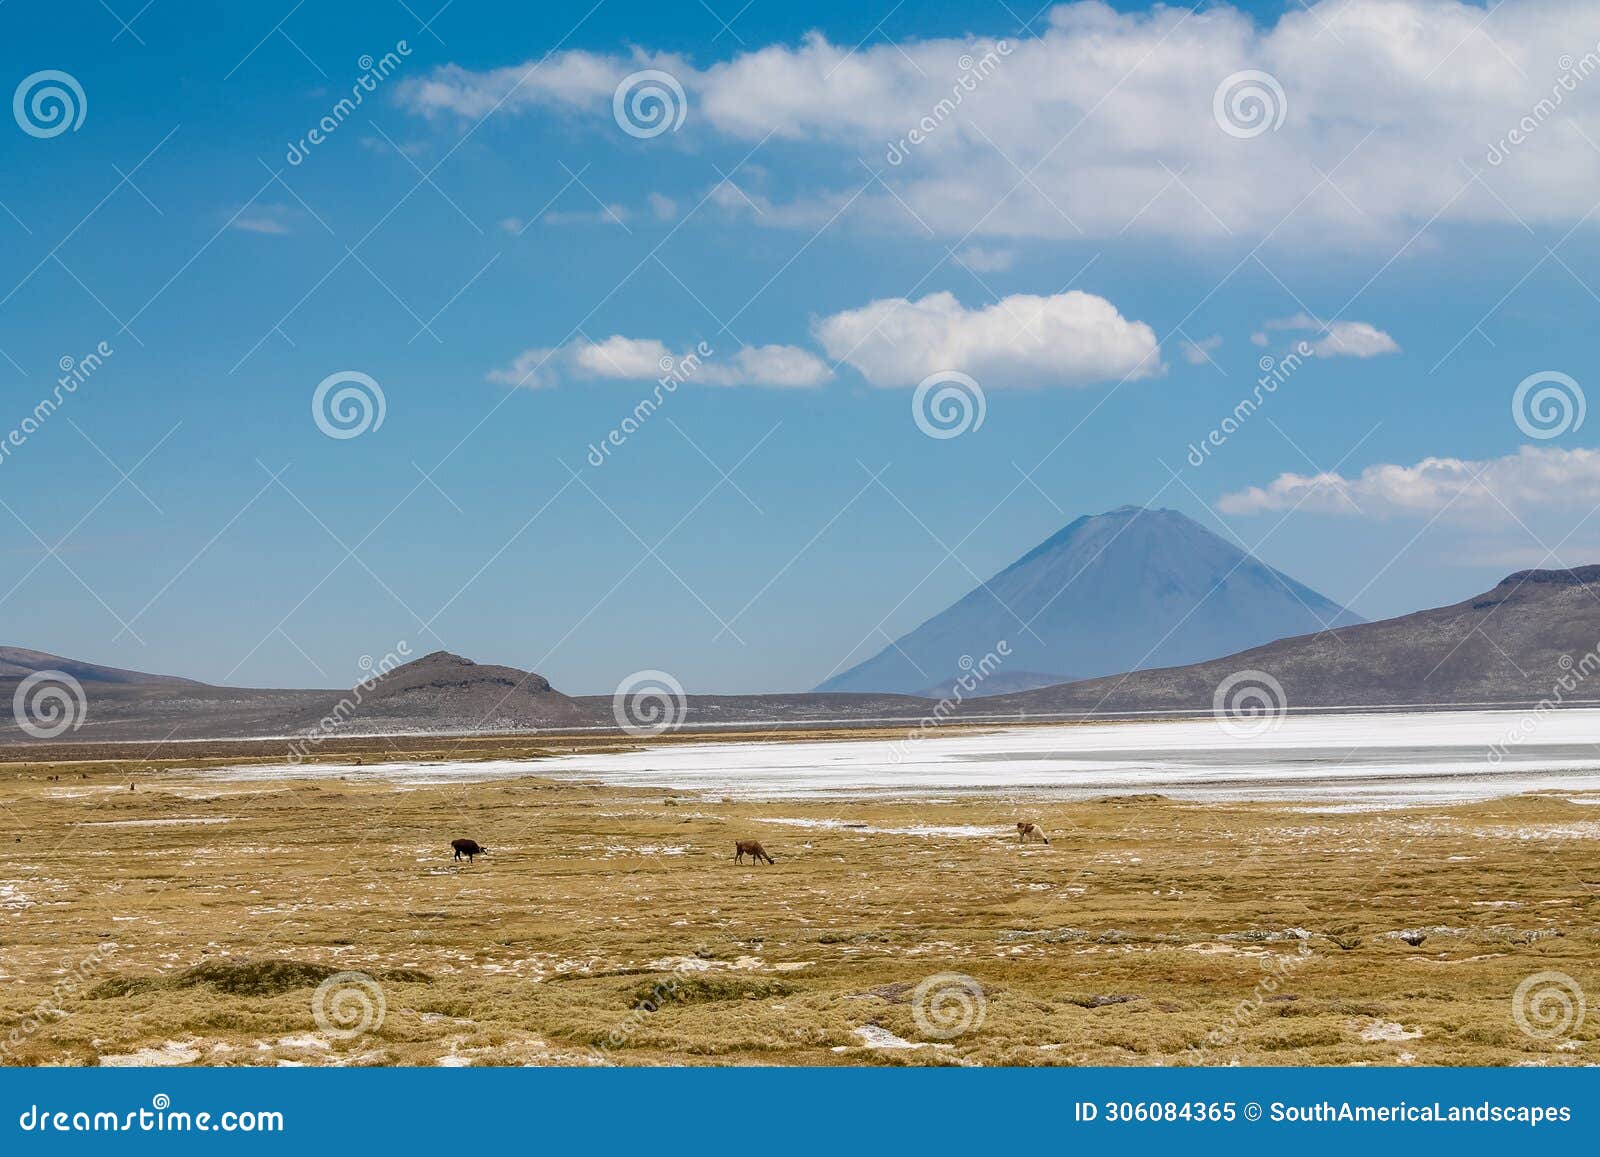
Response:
[[818, 506, 1361, 695]]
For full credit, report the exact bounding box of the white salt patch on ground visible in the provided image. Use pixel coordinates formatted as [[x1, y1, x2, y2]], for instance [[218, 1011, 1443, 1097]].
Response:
[[99, 1040, 201, 1066], [276, 1033, 330, 1050], [852, 1025, 943, 1050], [1359, 1020, 1423, 1042], [202, 709, 1600, 807], [604, 844, 688, 856]]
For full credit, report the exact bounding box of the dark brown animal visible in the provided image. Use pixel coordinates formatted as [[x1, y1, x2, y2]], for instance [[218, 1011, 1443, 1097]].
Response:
[[734, 840, 774, 865], [1017, 821, 1050, 844], [451, 838, 487, 862]]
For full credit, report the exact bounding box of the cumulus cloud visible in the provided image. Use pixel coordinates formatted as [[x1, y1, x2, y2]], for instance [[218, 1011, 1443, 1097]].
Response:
[[813, 290, 1161, 388], [1310, 321, 1401, 358], [1264, 313, 1400, 358], [703, 344, 833, 388], [1217, 446, 1600, 519], [397, 1, 1600, 243], [487, 335, 829, 389], [398, 50, 661, 119], [1181, 335, 1224, 365]]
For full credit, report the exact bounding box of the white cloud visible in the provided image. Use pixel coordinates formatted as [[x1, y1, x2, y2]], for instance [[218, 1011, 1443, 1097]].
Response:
[[647, 192, 678, 221], [230, 203, 296, 235], [1263, 313, 1400, 358], [486, 347, 563, 388], [814, 289, 1161, 388], [1218, 446, 1600, 520], [398, 50, 661, 119], [1250, 331, 1269, 347], [232, 216, 290, 235], [569, 335, 674, 379], [399, 1, 1600, 243], [1310, 321, 1401, 358], [955, 245, 1015, 273], [1181, 335, 1223, 365], [487, 335, 829, 389], [701, 344, 833, 388]]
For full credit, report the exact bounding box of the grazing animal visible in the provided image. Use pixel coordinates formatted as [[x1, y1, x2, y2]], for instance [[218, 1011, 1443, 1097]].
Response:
[[451, 838, 488, 863], [734, 840, 775, 865], [1017, 821, 1050, 845]]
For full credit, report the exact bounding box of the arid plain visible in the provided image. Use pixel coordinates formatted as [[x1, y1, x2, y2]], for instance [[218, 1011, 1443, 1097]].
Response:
[[2, 727, 1597, 1067]]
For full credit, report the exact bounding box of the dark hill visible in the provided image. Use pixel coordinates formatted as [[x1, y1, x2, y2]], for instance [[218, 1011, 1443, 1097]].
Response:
[[291, 650, 586, 734], [985, 566, 1600, 714]]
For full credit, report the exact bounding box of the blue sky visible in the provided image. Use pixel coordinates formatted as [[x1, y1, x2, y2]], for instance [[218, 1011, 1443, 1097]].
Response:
[[3, 0, 1598, 693]]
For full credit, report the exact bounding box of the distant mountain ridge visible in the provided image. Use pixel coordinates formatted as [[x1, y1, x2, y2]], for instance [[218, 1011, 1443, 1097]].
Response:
[[6, 564, 1600, 743], [818, 506, 1362, 695], [984, 565, 1600, 713], [0, 646, 203, 687]]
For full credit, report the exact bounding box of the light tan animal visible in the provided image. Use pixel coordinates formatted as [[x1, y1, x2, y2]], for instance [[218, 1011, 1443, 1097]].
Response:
[[1017, 821, 1050, 845], [734, 840, 775, 865]]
